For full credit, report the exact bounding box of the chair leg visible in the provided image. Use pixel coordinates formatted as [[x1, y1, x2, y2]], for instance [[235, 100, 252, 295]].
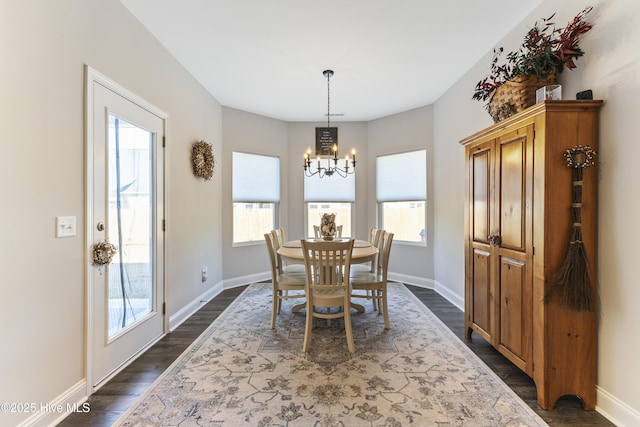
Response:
[[381, 289, 390, 329], [271, 290, 278, 330], [344, 302, 355, 353], [302, 303, 314, 353]]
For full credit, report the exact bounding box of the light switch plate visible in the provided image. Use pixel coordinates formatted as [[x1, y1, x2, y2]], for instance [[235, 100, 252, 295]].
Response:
[[56, 216, 76, 238]]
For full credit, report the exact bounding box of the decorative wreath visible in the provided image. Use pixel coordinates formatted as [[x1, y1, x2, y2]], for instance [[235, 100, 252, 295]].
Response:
[[92, 241, 117, 266], [564, 145, 596, 169], [192, 140, 215, 181]]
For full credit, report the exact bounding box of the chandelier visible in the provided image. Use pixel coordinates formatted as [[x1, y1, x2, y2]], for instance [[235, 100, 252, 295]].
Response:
[[303, 70, 356, 178]]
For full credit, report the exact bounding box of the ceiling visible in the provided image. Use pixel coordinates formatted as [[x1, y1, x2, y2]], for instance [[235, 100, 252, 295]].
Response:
[[120, 0, 543, 122]]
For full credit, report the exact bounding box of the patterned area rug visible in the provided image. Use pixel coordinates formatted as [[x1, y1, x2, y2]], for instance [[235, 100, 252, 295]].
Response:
[[115, 282, 547, 426]]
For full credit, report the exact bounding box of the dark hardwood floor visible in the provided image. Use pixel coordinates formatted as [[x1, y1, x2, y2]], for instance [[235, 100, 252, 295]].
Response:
[[58, 283, 614, 426]]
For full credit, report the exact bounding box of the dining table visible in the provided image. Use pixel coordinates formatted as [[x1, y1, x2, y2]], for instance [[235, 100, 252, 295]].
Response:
[[277, 238, 378, 313], [277, 238, 377, 264]]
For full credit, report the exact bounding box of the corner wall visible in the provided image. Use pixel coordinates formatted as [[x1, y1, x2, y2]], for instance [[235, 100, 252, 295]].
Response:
[[368, 106, 435, 285], [0, 1, 223, 425]]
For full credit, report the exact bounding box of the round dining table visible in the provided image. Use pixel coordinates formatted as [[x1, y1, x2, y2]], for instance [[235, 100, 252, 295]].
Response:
[[277, 238, 377, 313], [277, 238, 377, 265]]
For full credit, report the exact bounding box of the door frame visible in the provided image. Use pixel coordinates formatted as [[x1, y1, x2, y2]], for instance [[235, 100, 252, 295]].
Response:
[[84, 65, 169, 394]]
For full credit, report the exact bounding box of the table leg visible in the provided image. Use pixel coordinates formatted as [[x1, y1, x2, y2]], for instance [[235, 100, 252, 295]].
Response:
[[350, 302, 365, 313]]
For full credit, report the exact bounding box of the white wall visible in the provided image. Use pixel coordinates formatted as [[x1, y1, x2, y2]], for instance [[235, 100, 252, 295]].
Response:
[[0, 1, 223, 426], [222, 107, 435, 286], [432, 0, 640, 424], [221, 107, 289, 282], [368, 106, 435, 287], [286, 122, 369, 240]]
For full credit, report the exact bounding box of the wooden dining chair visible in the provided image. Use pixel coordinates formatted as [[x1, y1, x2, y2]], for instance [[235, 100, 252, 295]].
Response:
[[264, 233, 306, 329], [353, 228, 384, 271], [352, 228, 385, 309], [368, 227, 383, 247], [271, 228, 304, 274], [350, 232, 394, 329], [351, 228, 385, 310], [301, 239, 355, 353]]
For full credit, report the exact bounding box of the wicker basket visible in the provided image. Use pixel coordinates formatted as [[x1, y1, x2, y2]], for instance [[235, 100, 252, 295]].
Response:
[[488, 74, 557, 122]]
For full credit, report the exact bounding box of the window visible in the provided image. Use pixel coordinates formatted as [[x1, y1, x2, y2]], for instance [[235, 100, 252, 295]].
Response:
[[377, 149, 426, 243], [307, 202, 352, 237], [232, 152, 280, 244], [304, 171, 354, 238]]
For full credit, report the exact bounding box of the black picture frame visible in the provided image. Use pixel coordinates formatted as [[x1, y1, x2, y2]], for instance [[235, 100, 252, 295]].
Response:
[[315, 127, 338, 155]]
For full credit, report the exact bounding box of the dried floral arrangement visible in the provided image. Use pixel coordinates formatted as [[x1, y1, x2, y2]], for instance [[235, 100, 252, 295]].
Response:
[[472, 7, 593, 111], [192, 140, 215, 181], [320, 213, 336, 239]]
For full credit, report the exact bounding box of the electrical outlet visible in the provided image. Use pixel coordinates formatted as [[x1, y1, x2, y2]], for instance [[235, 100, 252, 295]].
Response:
[[201, 267, 208, 282]]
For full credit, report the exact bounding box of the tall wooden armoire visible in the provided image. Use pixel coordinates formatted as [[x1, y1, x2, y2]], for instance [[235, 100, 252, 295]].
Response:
[[460, 100, 602, 410]]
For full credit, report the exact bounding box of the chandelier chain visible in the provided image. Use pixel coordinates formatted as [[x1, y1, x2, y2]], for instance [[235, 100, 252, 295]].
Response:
[[327, 71, 331, 128]]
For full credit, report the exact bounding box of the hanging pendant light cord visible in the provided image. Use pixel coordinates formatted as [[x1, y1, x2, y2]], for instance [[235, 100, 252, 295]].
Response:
[[326, 71, 331, 128]]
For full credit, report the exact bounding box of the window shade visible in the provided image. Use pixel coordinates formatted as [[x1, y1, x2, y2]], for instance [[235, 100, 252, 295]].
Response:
[[304, 172, 355, 202], [232, 152, 280, 202], [376, 149, 426, 202]]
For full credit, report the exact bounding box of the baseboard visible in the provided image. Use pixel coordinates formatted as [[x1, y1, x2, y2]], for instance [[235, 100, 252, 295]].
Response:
[[433, 280, 464, 311], [596, 385, 640, 427], [17, 380, 87, 427], [388, 272, 434, 289], [388, 273, 465, 311], [169, 281, 224, 331], [168, 272, 270, 331], [222, 271, 270, 289]]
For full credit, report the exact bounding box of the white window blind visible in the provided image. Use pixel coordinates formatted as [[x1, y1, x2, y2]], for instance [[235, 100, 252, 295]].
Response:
[[304, 173, 355, 202], [232, 152, 280, 202], [376, 149, 426, 202]]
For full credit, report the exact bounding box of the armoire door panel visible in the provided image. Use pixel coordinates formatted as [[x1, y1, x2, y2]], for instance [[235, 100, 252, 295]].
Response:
[[499, 256, 526, 362], [471, 148, 491, 244], [471, 247, 491, 335], [497, 135, 526, 251]]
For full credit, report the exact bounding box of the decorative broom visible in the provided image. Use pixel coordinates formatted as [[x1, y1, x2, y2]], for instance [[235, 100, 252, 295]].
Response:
[[544, 145, 597, 312]]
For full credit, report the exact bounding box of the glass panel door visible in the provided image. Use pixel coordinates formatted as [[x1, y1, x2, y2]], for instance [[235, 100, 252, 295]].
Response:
[[107, 115, 154, 338]]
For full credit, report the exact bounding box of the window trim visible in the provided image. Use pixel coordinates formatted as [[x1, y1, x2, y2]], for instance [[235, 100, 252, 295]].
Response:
[[305, 201, 355, 239], [376, 149, 427, 245], [232, 152, 281, 244]]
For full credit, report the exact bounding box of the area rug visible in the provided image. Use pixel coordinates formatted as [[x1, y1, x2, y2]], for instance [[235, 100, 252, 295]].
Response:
[[115, 282, 547, 426]]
